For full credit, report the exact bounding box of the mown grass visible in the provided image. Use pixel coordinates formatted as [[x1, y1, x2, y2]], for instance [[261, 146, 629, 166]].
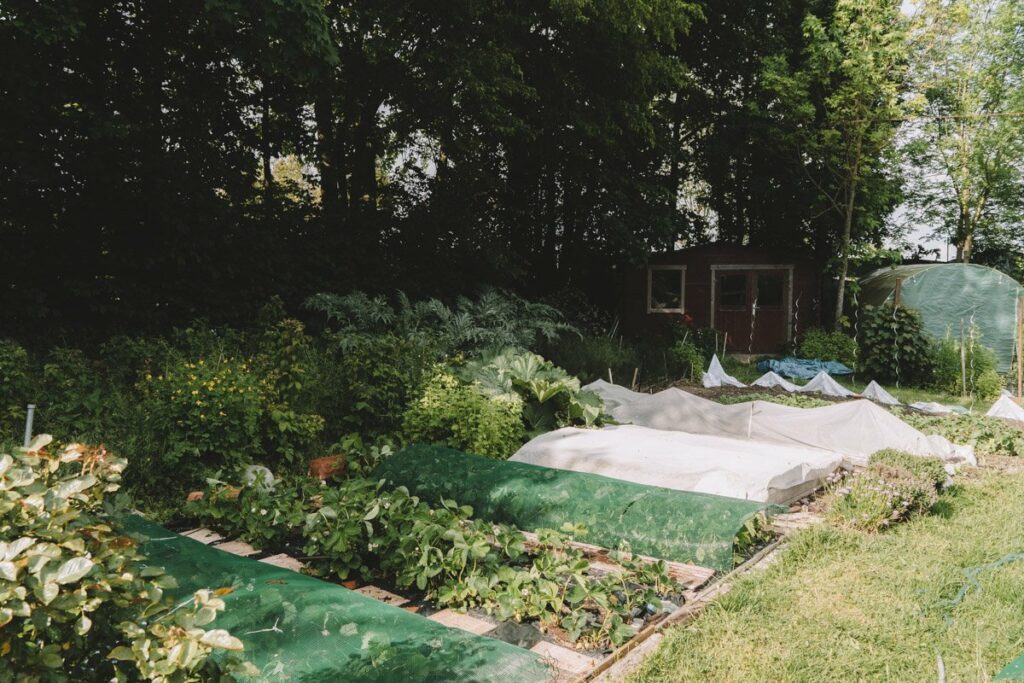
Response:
[[631, 467, 1024, 682]]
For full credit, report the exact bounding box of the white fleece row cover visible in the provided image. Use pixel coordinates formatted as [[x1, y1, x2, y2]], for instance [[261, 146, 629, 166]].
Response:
[[987, 395, 1024, 422], [510, 424, 843, 504], [583, 380, 975, 467]]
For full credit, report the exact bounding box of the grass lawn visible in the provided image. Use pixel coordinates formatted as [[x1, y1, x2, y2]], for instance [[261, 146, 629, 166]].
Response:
[[630, 463, 1024, 682]]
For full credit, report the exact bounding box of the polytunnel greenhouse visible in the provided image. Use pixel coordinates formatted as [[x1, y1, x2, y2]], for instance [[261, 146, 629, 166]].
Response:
[[858, 263, 1023, 371]]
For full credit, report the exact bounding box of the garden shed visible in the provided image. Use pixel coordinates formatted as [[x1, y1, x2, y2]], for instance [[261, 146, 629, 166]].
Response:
[[859, 263, 1024, 372], [622, 244, 823, 353]]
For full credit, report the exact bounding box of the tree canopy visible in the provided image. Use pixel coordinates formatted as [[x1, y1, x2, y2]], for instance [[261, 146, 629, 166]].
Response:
[[1, 0, 1020, 338]]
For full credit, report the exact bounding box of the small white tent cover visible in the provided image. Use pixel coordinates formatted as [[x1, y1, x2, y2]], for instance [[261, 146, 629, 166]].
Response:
[[987, 395, 1024, 422], [584, 382, 975, 467], [796, 371, 857, 397], [510, 425, 842, 503], [752, 371, 799, 392], [910, 401, 954, 414], [702, 354, 746, 388], [862, 380, 901, 406]]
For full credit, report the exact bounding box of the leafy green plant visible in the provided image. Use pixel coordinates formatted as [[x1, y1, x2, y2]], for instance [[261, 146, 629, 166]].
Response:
[[896, 409, 1024, 458], [932, 329, 1004, 401], [306, 289, 578, 357], [324, 333, 434, 435], [401, 370, 525, 458], [798, 328, 858, 367], [828, 458, 941, 532], [0, 340, 32, 438], [868, 449, 948, 489], [189, 474, 679, 649], [715, 393, 833, 409], [460, 348, 604, 436], [0, 436, 252, 681], [543, 335, 639, 384], [858, 304, 936, 386], [670, 338, 706, 383]]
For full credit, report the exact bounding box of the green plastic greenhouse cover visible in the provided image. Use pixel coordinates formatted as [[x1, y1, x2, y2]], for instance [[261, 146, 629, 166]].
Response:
[[996, 655, 1024, 680], [118, 515, 551, 683], [859, 263, 1024, 372], [373, 445, 781, 571]]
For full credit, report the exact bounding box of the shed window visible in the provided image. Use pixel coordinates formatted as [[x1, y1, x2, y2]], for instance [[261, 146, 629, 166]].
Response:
[[756, 272, 785, 307], [647, 266, 685, 313], [718, 273, 747, 308]]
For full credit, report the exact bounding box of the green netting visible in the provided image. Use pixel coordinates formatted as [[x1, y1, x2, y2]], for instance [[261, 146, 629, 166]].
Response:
[[996, 655, 1024, 680], [860, 263, 1024, 372], [372, 445, 781, 571], [118, 515, 551, 683]]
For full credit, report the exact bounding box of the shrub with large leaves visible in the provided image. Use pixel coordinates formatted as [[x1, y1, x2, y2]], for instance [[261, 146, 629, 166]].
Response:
[[0, 436, 250, 681], [306, 289, 578, 357], [459, 348, 604, 436], [858, 304, 936, 386]]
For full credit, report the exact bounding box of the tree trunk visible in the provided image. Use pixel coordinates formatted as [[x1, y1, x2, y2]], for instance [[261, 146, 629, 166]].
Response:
[[260, 81, 274, 211], [314, 93, 339, 224], [833, 180, 858, 328]]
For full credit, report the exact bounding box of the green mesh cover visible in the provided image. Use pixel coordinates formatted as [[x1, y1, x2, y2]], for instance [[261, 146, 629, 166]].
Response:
[[996, 655, 1024, 680], [118, 515, 551, 683], [373, 445, 781, 571], [860, 263, 1024, 372]]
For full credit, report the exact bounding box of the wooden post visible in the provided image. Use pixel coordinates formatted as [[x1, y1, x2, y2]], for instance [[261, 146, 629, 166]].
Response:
[[893, 278, 902, 308], [1017, 296, 1023, 402], [608, 368, 614, 385], [722, 332, 729, 356], [960, 320, 967, 397], [631, 367, 639, 391]]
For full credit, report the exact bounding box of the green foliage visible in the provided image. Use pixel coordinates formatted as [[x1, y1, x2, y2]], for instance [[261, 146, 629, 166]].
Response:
[[797, 328, 858, 367], [868, 449, 948, 490], [307, 289, 578, 358], [858, 304, 936, 386], [460, 348, 604, 436], [896, 409, 1024, 458], [544, 335, 639, 385], [189, 475, 680, 649], [828, 458, 941, 532], [670, 338, 706, 383], [0, 436, 251, 681], [715, 393, 833, 409], [326, 333, 433, 435], [401, 370, 525, 459], [932, 330, 1004, 401], [0, 340, 32, 438]]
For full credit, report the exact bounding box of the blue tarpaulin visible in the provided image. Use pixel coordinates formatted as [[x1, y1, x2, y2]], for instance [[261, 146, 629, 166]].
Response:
[[756, 357, 854, 380]]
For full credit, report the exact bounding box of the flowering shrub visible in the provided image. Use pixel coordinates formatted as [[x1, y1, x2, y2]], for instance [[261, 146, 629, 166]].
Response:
[[0, 436, 251, 680], [140, 357, 265, 473], [827, 455, 940, 532]]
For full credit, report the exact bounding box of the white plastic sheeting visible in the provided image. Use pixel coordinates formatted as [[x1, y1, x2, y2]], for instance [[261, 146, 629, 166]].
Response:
[[511, 424, 843, 503], [987, 395, 1024, 422], [702, 354, 746, 388], [862, 381, 902, 406], [752, 372, 799, 392], [585, 382, 976, 467], [795, 371, 857, 397], [910, 401, 954, 414]]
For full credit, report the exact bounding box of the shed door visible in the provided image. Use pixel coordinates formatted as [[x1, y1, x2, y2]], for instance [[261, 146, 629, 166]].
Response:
[[714, 269, 790, 353]]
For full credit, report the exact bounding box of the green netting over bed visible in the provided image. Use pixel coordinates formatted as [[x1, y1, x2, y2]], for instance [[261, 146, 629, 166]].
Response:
[[118, 515, 551, 683], [372, 445, 781, 571]]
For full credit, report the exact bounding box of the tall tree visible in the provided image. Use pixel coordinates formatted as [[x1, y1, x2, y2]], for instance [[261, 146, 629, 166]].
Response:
[[904, 0, 1024, 263], [765, 0, 909, 326]]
